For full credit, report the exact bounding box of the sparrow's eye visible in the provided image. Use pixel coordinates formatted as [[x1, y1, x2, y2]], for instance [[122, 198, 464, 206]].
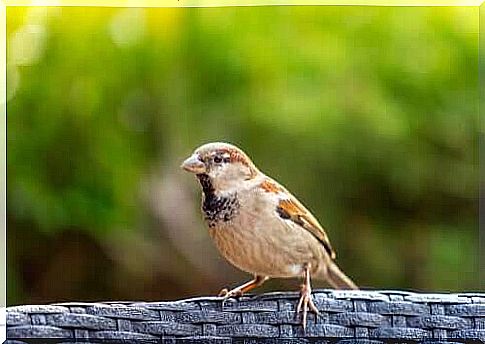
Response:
[[213, 156, 223, 164]]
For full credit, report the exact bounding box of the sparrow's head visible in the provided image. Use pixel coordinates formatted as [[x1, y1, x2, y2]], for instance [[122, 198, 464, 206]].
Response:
[[181, 142, 259, 191]]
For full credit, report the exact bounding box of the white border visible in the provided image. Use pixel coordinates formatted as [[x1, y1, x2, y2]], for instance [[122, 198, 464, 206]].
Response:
[[3, 0, 484, 6], [1, 3, 482, 343], [1, 1, 6, 342]]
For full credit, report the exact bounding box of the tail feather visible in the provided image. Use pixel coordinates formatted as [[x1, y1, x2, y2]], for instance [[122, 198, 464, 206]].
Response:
[[325, 262, 358, 290]]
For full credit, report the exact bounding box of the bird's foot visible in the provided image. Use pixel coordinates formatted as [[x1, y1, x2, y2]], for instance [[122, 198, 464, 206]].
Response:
[[296, 282, 319, 330], [218, 287, 244, 299], [218, 276, 269, 307]]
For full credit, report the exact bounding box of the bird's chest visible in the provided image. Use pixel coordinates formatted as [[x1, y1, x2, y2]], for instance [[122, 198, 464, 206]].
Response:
[[197, 173, 242, 228], [206, 192, 294, 276], [202, 193, 240, 228]]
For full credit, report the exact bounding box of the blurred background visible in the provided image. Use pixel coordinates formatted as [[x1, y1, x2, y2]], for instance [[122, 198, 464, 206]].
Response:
[[6, 6, 480, 305]]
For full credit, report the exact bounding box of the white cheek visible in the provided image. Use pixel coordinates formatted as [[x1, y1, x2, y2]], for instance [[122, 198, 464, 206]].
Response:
[[228, 166, 246, 179], [208, 165, 231, 181], [208, 166, 223, 179], [211, 163, 249, 190]]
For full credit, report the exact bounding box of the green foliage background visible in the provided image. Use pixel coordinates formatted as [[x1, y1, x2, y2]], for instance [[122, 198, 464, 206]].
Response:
[[7, 6, 480, 305]]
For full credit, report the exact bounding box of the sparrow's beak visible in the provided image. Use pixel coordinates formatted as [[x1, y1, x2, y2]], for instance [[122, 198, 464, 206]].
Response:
[[181, 154, 206, 174]]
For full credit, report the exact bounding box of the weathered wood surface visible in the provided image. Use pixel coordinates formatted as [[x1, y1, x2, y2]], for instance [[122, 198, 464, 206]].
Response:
[[5, 290, 485, 343]]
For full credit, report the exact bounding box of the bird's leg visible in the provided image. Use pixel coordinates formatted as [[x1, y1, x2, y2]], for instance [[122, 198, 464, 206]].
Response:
[[296, 263, 319, 330], [218, 275, 269, 299]]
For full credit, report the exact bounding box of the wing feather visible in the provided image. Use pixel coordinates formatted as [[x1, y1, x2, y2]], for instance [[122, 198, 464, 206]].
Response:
[[260, 178, 336, 259]]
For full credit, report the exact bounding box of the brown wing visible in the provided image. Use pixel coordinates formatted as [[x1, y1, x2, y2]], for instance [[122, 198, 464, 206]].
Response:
[[260, 178, 336, 259]]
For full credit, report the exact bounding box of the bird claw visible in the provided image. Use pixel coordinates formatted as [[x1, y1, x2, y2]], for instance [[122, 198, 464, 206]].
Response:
[[218, 287, 245, 309], [296, 283, 319, 330], [218, 288, 229, 297], [218, 287, 243, 299]]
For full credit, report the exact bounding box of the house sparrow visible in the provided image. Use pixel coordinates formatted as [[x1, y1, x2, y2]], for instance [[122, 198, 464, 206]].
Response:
[[181, 142, 358, 328]]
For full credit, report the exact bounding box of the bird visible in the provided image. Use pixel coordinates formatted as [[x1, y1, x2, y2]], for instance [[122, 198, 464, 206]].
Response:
[[181, 142, 358, 328]]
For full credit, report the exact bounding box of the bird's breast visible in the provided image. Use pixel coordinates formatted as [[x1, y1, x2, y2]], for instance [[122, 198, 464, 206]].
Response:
[[202, 193, 240, 228], [197, 173, 241, 228], [206, 189, 320, 278]]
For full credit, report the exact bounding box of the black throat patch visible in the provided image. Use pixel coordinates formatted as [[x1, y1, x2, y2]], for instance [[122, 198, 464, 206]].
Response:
[[196, 174, 240, 228]]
